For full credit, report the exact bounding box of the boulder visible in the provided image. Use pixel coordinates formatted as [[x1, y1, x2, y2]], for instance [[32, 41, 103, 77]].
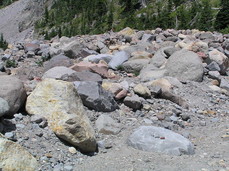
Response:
[[133, 84, 151, 98], [108, 51, 130, 70], [86, 54, 113, 64], [75, 81, 119, 112], [165, 49, 204, 82], [0, 75, 26, 116], [102, 82, 128, 99], [118, 27, 135, 36], [66, 71, 102, 82], [139, 64, 166, 82], [141, 34, 155, 42], [26, 79, 96, 153], [122, 59, 149, 73], [220, 77, 229, 91], [199, 32, 215, 40], [61, 41, 84, 58], [127, 126, 194, 155], [24, 43, 40, 54], [206, 61, 221, 72], [208, 49, 229, 74], [150, 47, 171, 68], [42, 66, 76, 80], [70, 61, 111, 78], [0, 97, 10, 117], [130, 51, 152, 60], [0, 134, 38, 171], [95, 114, 121, 135], [44, 54, 73, 71], [123, 95, 143, 110]]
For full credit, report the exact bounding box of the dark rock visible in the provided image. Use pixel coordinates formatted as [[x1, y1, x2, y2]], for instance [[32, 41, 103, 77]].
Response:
[[123, 95, 142, 110], [75, 81, 119, 112]]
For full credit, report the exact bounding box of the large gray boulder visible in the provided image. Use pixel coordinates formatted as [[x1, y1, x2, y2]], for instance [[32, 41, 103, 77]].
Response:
[[123, 95, 143, 110], [87, 54, 113, 64], [165, 49, 204, 82], [0, 75, 26, 116], [0, 97, 10, 117], [44, 54, 73, 71], [108, 51, 130, 70], [127, 126, 195, 156], [42, 66, 76, 80], [139, 64, 166, 82], [75, 81, 119, 112], [67, 71, 102, 82], [61, 41, 84, 58], [150, 46, 174, 68], [122, 59, 149, 73]]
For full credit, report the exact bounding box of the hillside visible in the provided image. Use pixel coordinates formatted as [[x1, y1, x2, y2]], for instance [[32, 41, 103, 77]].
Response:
[[34, 0, 228, 39], [0, 0, 53, 43]]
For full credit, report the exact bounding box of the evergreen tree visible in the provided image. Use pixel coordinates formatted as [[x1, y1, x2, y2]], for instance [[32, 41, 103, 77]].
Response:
[[215, 0, 229, 30], [198, 0, 213, 31]]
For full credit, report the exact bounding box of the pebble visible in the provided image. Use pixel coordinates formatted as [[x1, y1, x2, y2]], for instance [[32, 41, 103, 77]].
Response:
[[143, 118, 153, 124], [16, 123, 25, 129], [30, 115, 44, 123], [14, 113, 24, 121], [64, 165, 73, 171], [181, 114, 190, 121], [200, 121, 206, 126], [68, 147, 77, 154], [210, 118, 219, 123], [4, 132, 16, 141], [156, 113, 165, 120], [170, 115, 179, 122]]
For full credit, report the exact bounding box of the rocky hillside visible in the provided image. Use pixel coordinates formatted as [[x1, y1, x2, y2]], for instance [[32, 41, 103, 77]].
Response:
[[0, 0, 53, 43], [0, 27, 229, 170]]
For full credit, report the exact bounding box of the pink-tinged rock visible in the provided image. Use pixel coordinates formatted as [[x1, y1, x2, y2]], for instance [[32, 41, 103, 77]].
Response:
[[24, 43, 40, 53], [70, 61, 113, 78], [197, 52, 207, 60], [115, 89, 128, 100]]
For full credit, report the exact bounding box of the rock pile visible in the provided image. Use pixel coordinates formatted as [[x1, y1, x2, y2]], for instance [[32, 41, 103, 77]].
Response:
[[0, 28, 229, 170]]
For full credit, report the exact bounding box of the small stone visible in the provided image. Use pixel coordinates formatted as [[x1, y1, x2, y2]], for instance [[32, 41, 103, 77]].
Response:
[[210, 118, 219, 123], [30, 115, 44, 123], [39, 120, 48, 128], [143, 118, 153, 124], [45, 153, 52, 158], [64, 165, 73, 171], [143, 104, 151, 111], [16, 124, 25, 129], [156, 113, 165, 120], [14, 113, 24, 121], [4, 132, 16, 141], [170, 115, 179, 122], [181, 114, 190, 121], [35, 132, 43, 137], [200, 121, 206, 126], [68, 147, 77, 154]]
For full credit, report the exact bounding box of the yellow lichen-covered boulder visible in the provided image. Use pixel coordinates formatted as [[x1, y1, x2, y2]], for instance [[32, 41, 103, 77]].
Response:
[[0, 134, 38, 171], [26, 78, 96, 153]]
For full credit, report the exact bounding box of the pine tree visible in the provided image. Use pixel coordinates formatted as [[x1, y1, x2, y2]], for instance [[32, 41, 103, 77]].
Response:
[[215, 0, 229, 30], [198, 0, 213, 31]]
